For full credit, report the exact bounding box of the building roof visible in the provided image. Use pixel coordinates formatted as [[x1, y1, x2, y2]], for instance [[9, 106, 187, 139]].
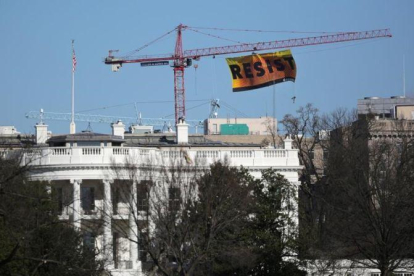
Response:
[[123, 133, 264, 148], [357, 96, 414, 116], [0, 134, 35, 148], [1, 131, 268, 149], [47, 132, 125, 144]]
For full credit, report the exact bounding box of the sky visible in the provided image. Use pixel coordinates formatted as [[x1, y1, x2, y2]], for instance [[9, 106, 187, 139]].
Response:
[[1, 0, 413, 135]]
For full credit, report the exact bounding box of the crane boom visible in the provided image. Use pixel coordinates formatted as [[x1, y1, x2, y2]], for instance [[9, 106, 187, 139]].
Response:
[[25, 110, 203, 129], [105, 28, 391, 63], [104, 25, 392, 124], [184, 29, 391, 59]]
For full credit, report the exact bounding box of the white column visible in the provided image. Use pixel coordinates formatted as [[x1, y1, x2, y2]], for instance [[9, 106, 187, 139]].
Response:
[[103, 179, 114, 268], [284, 136, 293, 150], [176, 119, 189, 144], [70, 179, 82, 230], [35, 123, 48, 144], [129, 181, 141, 270], [111, 120, 125, 139]]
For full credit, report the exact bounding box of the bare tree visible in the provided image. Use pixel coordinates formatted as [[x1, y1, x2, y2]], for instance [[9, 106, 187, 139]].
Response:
[[282, 104, 414, 275], [110, 150, 306, 276], [281, 104, 327, 256], [110, 153, 257, 276], [0, 149, 106, 276], [324, 118, 414, 275], [262, 117, 281, 148]]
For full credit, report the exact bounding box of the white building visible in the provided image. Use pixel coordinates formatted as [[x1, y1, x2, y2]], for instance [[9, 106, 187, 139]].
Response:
[[7, 121, 301, 276], [0, 126, 20, 135]]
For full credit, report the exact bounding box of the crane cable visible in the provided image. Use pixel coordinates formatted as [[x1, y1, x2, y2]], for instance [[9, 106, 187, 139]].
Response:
[[77, 99, 210, 113], [123, 26, 177, 58], [187, 27, 245, 44], [219, 100, 250, 118], [294, 38, 382, 55], [194, 64, 198, 95], [189, 26, 355, 35], [161, 100, 211, 119]]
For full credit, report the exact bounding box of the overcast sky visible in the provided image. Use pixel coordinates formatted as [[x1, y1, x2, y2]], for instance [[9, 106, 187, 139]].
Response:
[[1, 0, 413, 134]]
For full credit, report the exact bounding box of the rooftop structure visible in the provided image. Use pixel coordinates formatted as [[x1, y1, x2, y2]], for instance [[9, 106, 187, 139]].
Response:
[[204, 116, 276, 135], [357, 96, 414, 118], [0, 126, 20, 135]]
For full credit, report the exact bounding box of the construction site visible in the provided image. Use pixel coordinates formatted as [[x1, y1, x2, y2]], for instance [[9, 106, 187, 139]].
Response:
[[22, 26, 392, 147], [3, 14, 414, 276]]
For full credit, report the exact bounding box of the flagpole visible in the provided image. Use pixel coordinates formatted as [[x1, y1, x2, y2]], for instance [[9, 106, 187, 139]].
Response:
[[403, 54, 406, 98], [70, 40, 76, 134], [273, 86, 276, 147]]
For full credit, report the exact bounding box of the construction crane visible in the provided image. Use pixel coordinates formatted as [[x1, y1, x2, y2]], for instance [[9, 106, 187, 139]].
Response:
[[209, 99, 220, 119], [25, 110, 204, 129], [104, 25, 392, 124]]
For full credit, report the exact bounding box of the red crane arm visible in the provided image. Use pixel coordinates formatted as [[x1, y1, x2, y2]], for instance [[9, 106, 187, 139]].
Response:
[[184, 29, 391, 58], [105, 29, 391, 64], [105, 54, 175, 64]]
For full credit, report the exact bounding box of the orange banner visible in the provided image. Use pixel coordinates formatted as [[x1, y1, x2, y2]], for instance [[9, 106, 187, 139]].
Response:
[[226, 50, 296, 92]]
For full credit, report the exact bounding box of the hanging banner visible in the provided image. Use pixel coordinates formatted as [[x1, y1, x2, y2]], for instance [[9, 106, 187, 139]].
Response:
[[226, 50, 296, 92]]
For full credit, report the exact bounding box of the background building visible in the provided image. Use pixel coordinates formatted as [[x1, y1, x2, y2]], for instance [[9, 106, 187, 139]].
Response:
[[204, 116, 276, 135], [357, 96, 414, 119]]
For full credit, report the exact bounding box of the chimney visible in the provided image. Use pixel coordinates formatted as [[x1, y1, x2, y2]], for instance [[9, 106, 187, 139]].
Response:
[[70, 122, 76, 134], [284, 135, 293, 150], [176, 118, 189, 144], [35, 123, 48, 144], [111, 120, 125, 139]]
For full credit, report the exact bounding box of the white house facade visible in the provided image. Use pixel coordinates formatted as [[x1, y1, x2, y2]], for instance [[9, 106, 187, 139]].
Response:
[[13, 121, 302, 276]]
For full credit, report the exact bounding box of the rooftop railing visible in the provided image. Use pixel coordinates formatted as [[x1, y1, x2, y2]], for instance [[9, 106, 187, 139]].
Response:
[[26, 146, 300, 168]]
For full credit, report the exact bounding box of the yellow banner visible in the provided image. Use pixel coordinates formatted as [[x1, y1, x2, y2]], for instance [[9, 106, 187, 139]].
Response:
[[226, 50, 296, 92]]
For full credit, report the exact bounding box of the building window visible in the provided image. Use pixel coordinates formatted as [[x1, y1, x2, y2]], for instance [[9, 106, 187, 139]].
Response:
[[323, 149, 329, 161], [137, 181, 150, 212], [77, 141, 101, 147], [81, 187, 95, 214], [52, 187, 63, 214], [169, 187, 181, 212], [113, 232, 119, 268], [83, 232, 95, 259], [309, 150, 315, 160], [138, 231, 148, 262], [83, 232, 95, 250], [112, 185, 119, 215]]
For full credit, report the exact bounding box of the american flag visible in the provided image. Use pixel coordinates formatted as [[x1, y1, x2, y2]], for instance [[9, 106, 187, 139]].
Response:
[[72, 49, 77, 72]]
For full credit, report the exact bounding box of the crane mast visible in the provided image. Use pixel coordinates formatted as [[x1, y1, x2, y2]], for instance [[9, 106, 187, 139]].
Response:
[[105, 26, 392, 124], [173, 24, 186, 123]]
